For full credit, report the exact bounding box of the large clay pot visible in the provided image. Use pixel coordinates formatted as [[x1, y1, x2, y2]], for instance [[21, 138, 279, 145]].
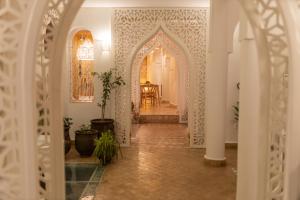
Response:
[[90, 119, 114, 137], [64, 126, 71, 155], [75, 129, 97, 156]]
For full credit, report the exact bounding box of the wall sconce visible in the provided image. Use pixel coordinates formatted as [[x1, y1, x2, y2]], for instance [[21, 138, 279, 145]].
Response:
[[98, 39, 111, 54], [95, 30, 111, 54], [77, 39, 95, 61]]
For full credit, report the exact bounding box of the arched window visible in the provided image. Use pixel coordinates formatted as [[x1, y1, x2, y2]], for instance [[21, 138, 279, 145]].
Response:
[[71, 30, 95, 102]]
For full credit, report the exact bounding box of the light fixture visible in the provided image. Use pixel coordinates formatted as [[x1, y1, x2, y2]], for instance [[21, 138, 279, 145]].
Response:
[[77, 38, 95, 61], [95, 30, 111, 54]]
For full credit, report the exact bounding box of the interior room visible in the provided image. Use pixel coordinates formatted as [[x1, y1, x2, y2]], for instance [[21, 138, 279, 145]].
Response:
[[2, 0, 298, 200], [138, 47, 179, 116]]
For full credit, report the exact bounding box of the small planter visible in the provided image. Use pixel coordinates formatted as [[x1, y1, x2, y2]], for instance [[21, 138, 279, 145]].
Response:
[[75, 129, 97, 156], [64, 126, 72, 155], [93, 130, 118, 165], [91, 119, 114, 137]]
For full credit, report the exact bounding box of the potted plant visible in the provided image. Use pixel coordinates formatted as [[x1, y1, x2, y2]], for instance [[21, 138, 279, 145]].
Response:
[[75, 124, 97, 156], [93, 130, 119, 165], [91, 69, 125, 137], [64, 117, 73, 154]]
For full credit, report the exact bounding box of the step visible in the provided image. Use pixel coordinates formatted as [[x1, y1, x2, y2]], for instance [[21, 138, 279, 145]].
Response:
[[137, 115, 179, 123]]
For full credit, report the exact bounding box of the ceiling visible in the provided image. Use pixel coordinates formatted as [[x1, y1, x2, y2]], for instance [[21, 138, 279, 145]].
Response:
[[82, 0, 210, 7]]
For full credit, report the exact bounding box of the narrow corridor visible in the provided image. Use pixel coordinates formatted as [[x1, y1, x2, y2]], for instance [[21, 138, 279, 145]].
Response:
[[95, 124, 237, 200]]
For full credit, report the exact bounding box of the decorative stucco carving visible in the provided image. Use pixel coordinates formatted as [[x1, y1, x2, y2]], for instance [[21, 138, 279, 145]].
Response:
[[0, 0, 27, 199], [113, 8, 209, 147], [35, 1, 73, 199], [239, 0, 289, 199]]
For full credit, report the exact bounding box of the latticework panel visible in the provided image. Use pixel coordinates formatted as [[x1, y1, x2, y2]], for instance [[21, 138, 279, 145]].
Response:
[[0, 0, 27, 199], [239, 0, 289, 199], [113, 8, 209, 147], [131, 30, 189, 123], [34, 0, 74, 198]]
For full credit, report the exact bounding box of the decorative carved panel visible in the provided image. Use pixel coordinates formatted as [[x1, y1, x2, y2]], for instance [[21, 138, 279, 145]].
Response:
[[239, 0, 289, 199], [35, 1, 73, 199], [0, 0, 27, 199], [113, 8, 209, 147]]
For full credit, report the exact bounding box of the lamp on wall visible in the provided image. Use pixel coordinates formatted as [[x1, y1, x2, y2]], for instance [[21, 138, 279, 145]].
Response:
[[77, 38, 95, 61], [100, 39, 111, 53], [95, 30, 111, 54]]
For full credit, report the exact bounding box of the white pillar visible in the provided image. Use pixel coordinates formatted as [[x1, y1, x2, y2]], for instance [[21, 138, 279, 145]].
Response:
[[204, 0, 228, 165], [280, 1, 300, 199], [236, 15, 261, 200]]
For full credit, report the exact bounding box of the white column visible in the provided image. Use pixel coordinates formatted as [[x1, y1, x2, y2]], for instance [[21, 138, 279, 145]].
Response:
[[204, 0, 228, 165], [280, 1, 300, 199], [236, 15, 261, 200]]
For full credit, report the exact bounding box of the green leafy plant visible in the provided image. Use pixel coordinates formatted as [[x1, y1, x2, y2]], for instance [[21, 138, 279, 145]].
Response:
[[64, 117, 73, 127], [92, 69, 125, 119], [79, 123, 92, 132], [93, 130, 119, 165]]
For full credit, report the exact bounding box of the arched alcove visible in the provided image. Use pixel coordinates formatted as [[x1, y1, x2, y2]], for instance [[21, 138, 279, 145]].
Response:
[[70, 29, 95, 102]]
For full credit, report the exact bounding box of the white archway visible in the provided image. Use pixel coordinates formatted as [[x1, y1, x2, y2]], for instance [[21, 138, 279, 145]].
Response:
[[0, 0, 297, 199], [113, 9, 208, 148], [131, 29, 189, 124]]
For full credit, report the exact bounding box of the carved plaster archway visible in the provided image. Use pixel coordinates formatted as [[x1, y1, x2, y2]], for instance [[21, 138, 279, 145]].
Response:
[[113, 9, 208, 148], [0, 0, 297, 199], [131, 29, 189, 124]]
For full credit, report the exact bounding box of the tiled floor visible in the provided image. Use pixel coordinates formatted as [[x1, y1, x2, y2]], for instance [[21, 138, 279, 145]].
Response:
[[95, 124, 237, 200]]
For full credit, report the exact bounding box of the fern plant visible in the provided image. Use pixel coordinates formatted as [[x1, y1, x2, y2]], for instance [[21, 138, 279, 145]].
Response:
[[93, 130, 119, 165]]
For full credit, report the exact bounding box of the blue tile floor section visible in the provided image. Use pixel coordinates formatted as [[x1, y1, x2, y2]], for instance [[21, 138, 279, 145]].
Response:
[[65, 163, 104, 200]]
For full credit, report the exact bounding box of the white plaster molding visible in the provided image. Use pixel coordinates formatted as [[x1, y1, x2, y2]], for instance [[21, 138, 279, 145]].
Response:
[[82, 0, 210, 8]]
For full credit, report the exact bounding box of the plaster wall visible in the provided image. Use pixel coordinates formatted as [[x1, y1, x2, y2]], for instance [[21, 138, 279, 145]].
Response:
[[225, 24, 240, 143], [63, 8, 113, 139]]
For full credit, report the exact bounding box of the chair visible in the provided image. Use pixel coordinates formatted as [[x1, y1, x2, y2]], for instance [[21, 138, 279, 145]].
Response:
[[140, 84, 157, 106]]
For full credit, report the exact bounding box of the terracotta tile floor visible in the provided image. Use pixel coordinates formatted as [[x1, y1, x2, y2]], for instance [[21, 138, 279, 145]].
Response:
[[95, 124, 237, 200]]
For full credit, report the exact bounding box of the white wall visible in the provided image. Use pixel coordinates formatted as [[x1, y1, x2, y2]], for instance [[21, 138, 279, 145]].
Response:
[[225, 24, 240, 143], [161, 53, 178, 105], [63, 8, 113, 139], [148, 50, 162, 85], [168, 56, 178, 105], [236, 17, 261, 200], [224, 0, 240, 144]]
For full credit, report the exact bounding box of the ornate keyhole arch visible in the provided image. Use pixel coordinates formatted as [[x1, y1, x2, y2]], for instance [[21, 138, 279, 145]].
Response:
[[113, 9, 208, 148], [131, 29, 190, 124], [0, 0, 297, 199]]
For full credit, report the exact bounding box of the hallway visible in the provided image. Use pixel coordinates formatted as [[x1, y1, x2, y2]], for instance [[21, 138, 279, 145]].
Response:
[[95, 124, 237, 200]]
